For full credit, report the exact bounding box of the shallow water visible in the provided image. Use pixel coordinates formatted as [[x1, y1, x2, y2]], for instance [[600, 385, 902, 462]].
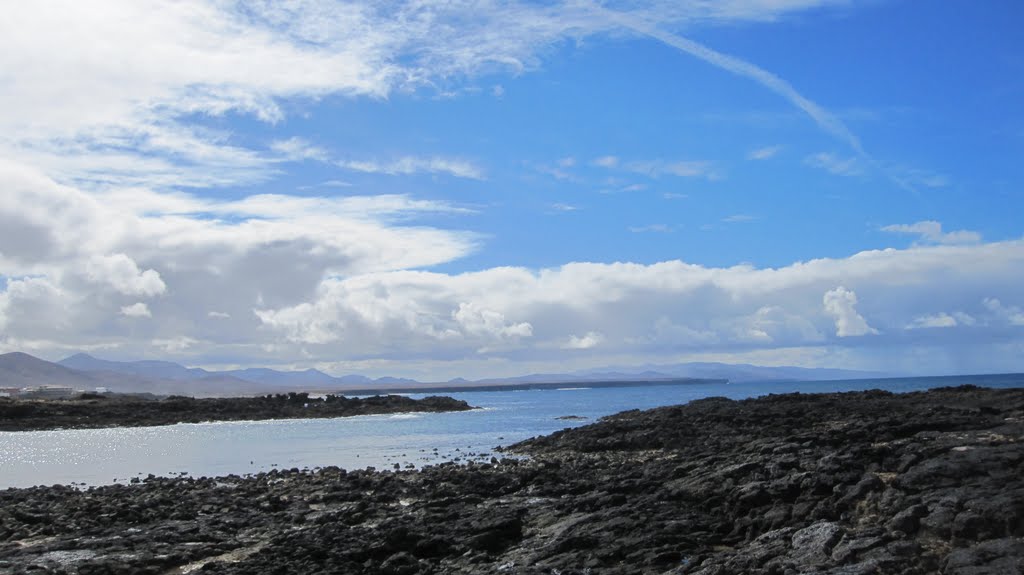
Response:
[[1, 373, 1021, 489]]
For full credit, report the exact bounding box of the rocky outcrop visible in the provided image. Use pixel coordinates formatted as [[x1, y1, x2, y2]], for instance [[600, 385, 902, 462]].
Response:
[[0, 393, 474, 431], [0, 385, 1022, 574]]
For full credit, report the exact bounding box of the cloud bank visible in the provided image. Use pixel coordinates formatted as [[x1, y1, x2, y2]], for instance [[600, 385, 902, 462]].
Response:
[[6, 160, 1021, 379], [1, 1, 1021, 378]]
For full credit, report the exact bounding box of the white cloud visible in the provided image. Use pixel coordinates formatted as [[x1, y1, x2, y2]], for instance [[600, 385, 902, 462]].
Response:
[[906, 313, 958, 329], [271, 137, 330, 163], [453, 302, 533, 340], [153, 337, 199, 354], [4, 216, 1024, 374], [0, 0, 862, 200], [564, 332, 604, 350], [0, 160, 476, 358], [983, 298, 1024, 326], [610, 8, 864, 155], [121, 302, 152, 318], [748, 145, 781, 160], [86, 254, 166, 297], [882, 221, 982, 246], [0, 1, 1019, 376], [337, 156, 484, 180], [823, 286, 878, 337], [731, 306, 823, 344], [245, 240, 1024, 371], [805, 152, 862, 176], [0, 277, 73, 336]]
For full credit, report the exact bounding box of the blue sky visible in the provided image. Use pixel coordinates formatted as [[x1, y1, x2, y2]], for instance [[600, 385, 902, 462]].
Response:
[[1, 1, 1022, 379]]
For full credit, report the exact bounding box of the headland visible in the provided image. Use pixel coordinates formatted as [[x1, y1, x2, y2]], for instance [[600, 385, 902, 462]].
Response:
[[0, 393, 474, 432]]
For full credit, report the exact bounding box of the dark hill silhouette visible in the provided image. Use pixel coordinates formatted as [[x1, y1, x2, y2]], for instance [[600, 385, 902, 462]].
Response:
[[0, 351, 895, 397]]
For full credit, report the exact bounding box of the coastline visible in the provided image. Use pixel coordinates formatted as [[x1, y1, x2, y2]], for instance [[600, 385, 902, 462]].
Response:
[[0, 394, 474, 432], [2, 385, 1022, 573], [326, 377, 729, 396]]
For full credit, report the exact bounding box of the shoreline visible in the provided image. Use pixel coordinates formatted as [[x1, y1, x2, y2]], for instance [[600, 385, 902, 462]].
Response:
[[1, 385, 1022, 573], [0, 393, 474, 432], [325, 377, 728, 396]]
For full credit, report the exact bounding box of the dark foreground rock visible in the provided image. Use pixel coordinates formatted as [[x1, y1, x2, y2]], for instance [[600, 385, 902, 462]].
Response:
[[0, 393, 474, 431], [1, 385, 1022, 574]]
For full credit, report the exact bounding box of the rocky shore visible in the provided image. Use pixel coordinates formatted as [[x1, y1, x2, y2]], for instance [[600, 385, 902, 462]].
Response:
[[0, 393, 474, 431], [1, 385, 1022, 574]]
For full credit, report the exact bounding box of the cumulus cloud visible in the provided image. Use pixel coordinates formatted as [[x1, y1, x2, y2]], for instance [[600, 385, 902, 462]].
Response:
[[1, 1, 1021, 377], [730, 306, 823, 344], [86, 254, 166, 297], [453, 302, 533, 340], [823, 287, 878, 337], [3, 206, 1024, 374], [564, 332, 604, 350], [0, 160, 475, 358], [0, 277, 73, 336], [882, 221, 982, 246], [983, 298, 1024, 326], [120, 302, 152, 318], [242, 241, 1024, 371]]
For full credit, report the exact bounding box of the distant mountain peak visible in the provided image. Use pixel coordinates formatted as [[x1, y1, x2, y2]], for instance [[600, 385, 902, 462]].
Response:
[[2, 351, 40, 360]]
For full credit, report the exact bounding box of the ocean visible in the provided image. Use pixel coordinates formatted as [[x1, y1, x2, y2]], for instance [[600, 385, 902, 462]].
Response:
[[1, 373, 1022, 489]]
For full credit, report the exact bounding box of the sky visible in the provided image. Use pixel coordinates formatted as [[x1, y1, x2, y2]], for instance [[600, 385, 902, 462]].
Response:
[[1, 0, 1022, 380]]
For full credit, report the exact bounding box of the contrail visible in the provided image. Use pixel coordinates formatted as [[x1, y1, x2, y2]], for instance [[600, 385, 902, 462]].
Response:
[[598, 8, 866, 158]]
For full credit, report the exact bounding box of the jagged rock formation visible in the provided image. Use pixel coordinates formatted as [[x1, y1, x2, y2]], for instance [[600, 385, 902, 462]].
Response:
[[1, 385, 1021, 574]]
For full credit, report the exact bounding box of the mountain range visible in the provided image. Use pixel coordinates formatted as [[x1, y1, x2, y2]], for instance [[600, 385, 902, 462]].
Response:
[[0, 352, 892, 397]]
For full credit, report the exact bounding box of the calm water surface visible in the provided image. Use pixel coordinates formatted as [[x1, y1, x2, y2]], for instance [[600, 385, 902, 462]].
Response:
[[2, 374, 1022, 489]]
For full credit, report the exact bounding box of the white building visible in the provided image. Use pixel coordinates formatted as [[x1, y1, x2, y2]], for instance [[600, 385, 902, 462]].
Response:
[[20, 386, 76, 399]]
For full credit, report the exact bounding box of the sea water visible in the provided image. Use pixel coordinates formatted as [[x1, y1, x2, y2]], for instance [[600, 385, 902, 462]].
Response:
[[1, 373, 1022, 489]]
